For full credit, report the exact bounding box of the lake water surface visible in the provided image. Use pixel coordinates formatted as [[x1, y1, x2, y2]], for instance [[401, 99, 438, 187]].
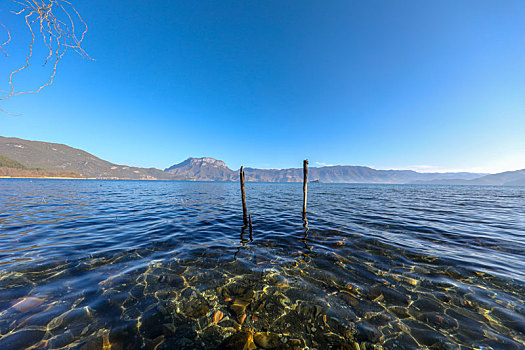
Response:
[[0, 179, 524, 349]]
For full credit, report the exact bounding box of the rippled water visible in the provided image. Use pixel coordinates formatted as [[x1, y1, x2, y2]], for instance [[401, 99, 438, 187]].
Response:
[[0, 179, 524, 349]]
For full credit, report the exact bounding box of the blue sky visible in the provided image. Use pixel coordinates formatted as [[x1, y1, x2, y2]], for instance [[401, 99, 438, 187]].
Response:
[[1, 0, 524, 173]]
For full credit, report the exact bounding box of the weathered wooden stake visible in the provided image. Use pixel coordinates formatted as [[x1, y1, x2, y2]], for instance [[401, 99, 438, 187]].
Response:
[[240, 166, 248, 225], [303, 159, 308, 217], [248, 213, 253, 241]]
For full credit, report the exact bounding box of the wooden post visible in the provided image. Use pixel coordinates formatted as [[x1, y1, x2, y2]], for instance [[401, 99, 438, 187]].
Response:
[[240, 166, 248, 226], [248, 213, 253, 241], [303, 159, 308, 217]]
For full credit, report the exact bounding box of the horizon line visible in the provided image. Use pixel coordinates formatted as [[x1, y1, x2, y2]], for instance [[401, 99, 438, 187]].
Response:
[[3, 135, 525, 175]]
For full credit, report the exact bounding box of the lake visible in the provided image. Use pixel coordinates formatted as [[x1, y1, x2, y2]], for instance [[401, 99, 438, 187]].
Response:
[[0, 179, 524, 349]]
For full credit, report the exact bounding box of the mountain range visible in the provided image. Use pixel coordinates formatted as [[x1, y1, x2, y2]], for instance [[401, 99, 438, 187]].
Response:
[[164, 158, 488, 183], [0, 136, 176, 180], [1, 136, 524, 185]]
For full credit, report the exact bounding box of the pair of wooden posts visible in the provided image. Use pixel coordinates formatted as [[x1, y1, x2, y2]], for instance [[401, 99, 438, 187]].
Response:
[[239, 159, 308, 224]]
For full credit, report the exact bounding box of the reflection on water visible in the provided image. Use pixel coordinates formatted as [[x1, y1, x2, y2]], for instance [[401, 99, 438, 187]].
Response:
[[234, 214, 253, 261], [0, 179, 524, 349]]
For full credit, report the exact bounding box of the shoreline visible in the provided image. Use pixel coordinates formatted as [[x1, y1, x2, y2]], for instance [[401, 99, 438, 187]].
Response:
[[1, 177, 521, 186], [1, 176, 96, 180]]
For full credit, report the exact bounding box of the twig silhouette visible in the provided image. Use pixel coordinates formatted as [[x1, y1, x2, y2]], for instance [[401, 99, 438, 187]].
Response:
[[0, 0, 91, 112]]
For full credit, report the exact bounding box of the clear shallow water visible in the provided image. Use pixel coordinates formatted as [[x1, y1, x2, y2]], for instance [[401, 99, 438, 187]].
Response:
[[0, 179, 524, 349]]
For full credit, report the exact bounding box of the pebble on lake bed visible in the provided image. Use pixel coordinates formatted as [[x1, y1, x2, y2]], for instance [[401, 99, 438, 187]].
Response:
[[218, 329, 256, 350], [253, 331, 280, 349], [214, 310, 225, 324], [12, 297, 45, 312]]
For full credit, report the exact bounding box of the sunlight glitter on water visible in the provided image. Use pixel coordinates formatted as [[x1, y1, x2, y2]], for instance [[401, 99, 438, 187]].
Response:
[[0, 180, 524, 349]]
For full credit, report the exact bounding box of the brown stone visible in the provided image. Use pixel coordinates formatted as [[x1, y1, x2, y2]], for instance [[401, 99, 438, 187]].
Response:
[[219, 330, 256, 350], [231, 298, 250, 316], [213, 310, 225, 324], [254, 332, 280, 349]]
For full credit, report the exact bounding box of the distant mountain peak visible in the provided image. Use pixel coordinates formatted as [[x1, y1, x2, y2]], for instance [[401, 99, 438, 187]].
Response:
[[164, 157, 234, 180], [165, 157, 229, 172], [189, 157, 227, 167]]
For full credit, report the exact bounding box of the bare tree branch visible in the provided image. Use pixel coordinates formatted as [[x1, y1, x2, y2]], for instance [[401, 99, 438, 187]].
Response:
[[0, 22, 11, 56], [0, 0, 91, 110]]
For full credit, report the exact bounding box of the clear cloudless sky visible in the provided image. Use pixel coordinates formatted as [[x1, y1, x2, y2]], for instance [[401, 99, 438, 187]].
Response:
[[1, 0, 524, 173]]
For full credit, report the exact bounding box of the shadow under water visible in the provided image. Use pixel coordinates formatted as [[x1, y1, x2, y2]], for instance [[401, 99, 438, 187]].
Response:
[[0, 180, 524, 349]]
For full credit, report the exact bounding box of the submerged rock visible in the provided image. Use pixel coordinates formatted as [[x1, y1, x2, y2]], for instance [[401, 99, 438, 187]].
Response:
[[383, 333, 419, 349], [0, 329, 45, 349], [79, 332, 125, 350], [338, 342, 360, 350], [253, 332, 280, 349], [226, 286, 254, 316], [47, 330, 75, 348], [340, 291, 359, 307], [158, 274, 186, 287], [219, 330, 256, 350], [183, 295, 210, 318], [231, 298, 250, 316], [213, 310, 225, 324], [388, 306, 410, 319], [162, 323, 177, 336], [355, 321, 381, 343], [48, 306, 93, 334], [11, 296, 45, 312]]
